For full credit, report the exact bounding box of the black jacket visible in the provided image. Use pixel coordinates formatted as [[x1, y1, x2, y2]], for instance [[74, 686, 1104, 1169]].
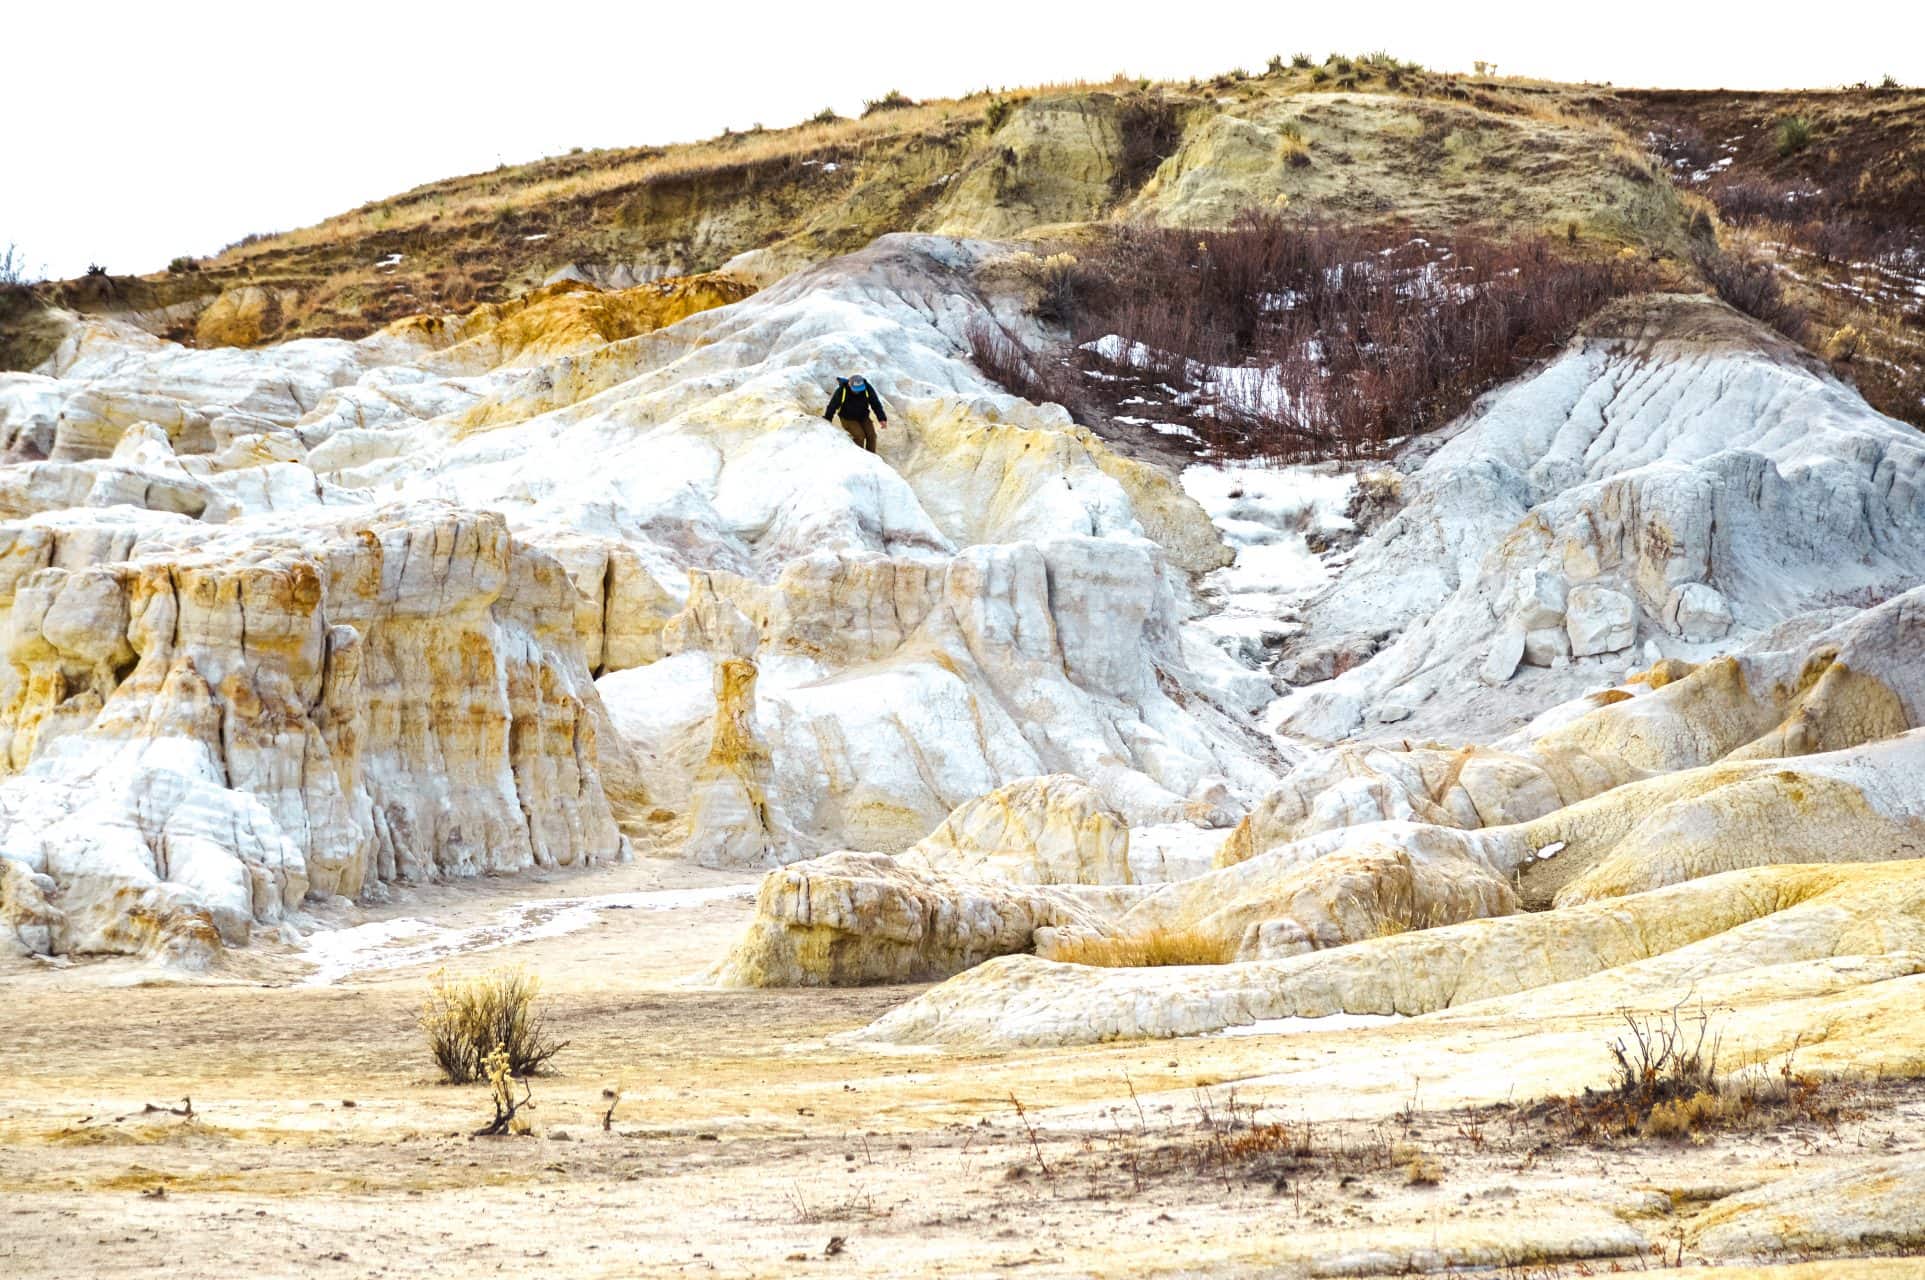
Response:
[[824, 380, 887, 423]]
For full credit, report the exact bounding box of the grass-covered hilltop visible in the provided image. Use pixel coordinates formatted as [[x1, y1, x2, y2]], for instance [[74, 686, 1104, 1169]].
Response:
[[8, 55, 1921, 425]]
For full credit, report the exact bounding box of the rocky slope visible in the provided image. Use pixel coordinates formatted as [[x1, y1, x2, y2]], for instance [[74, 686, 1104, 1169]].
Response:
[[713, 288, 1925, 979], [6, 221, 1924, 1024], [1276, 292, 1925, 743]]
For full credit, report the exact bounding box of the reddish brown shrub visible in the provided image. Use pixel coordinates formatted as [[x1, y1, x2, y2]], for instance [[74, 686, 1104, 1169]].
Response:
[[1693, 244, 1809, 343], [978, 214, 1650, 462]]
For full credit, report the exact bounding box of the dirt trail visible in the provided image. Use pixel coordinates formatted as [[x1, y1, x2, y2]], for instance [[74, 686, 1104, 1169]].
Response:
[[6, 857, 1924, 1278]]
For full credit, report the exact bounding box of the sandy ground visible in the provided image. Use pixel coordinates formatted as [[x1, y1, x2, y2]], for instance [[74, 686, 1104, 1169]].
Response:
[[6, 856, 1925, 1279]]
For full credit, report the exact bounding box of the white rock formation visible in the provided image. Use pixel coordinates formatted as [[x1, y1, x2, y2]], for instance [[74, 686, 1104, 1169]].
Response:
[[1277, 294, 1925, 743], [6, 238, 1925, 996], [0, 504, 624, 963], [0, 235, 1284, 959], [1564, 583, 1635, 657]]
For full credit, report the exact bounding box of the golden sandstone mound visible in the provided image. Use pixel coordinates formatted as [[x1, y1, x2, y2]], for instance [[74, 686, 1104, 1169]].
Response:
[[855, 853, 1925, 1050], [897, 774, 1133, 885], [720, 587, 1925, 997], [710, 776, 1137, 986], [194, 285, 302, 348], [834, 715, 1925, 1043], [383, 271, 755, 370], [708, 849, 1118, 987]]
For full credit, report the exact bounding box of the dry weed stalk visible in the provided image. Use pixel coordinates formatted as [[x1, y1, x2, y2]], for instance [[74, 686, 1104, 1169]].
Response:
[[1008, 1092, 1052, 1178], [474, 1045, 535, 1137]]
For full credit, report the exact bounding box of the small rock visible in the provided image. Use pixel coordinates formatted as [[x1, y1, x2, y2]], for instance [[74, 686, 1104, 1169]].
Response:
[[1512, 567, 1568, 631], [1664, 582, 1733, 642], [1522, 626, 1571, 667], [1566, 584, 1636, 657], [1480, 623, 1526, 685]]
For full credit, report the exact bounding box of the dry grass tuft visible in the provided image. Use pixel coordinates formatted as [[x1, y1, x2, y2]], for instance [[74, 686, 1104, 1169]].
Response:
[[1401, 1148, 1443, 1185], [1041, 926, 1238, 967], [420, 967, 567, 1084]]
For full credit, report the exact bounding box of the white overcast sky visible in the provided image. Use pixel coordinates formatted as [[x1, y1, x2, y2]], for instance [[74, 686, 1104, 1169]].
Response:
[[7, 0, 1921, 281]]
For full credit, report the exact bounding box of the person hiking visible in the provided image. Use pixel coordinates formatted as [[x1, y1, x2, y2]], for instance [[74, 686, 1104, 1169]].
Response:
[[823, 374, 888, 452]]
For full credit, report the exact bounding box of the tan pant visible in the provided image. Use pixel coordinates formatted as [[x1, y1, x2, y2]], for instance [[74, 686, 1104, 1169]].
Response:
[[837, 415, 877, 452]]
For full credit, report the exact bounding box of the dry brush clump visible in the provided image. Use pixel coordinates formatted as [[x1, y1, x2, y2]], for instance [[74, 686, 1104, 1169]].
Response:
[[1530, 1006, 1846, 1143], [1062, 1086, 1429, 1199], [1665, 130, 1925, 429], [1708, 177, 1911, 271], [1692, 242, 1810, 343], [974, 214, 1651, 463], [419, 966, 568, 1084], [863, 89, 918, 116]]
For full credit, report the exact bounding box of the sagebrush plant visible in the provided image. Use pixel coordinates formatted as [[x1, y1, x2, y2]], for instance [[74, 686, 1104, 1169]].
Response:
[[0, 243, 33, 286], [420, 966, 567, 1083], [1277, 122, 1313, 168], [1605, 1006, 1720, 1111], [475, 1044, 535, 1136], [1822, 323, 1862, 361], [863, 89, 917, 116], [1533, 1007, 1843, 1142], [1775, 114, 1813, 157]]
